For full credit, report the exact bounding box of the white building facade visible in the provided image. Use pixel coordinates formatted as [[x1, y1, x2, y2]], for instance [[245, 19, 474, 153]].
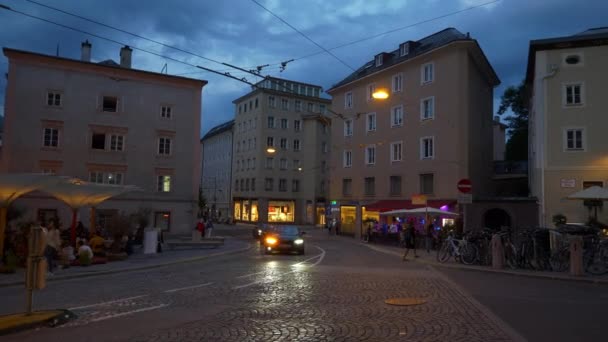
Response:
[[200, 120, 234, 219]]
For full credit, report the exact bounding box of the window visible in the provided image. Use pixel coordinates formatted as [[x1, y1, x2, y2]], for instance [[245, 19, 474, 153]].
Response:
[[420, 174, 434, 194], [251, 178, 256, 191], [319, 104, 327, 114], [89, 172, 104, 184], [280, 158, 287, 170], [294, 120, 301, 132], [391, 105, 403, 127], [320, 180, 326, 193], [344, 119, 353, 136], [307, 102, 314, 112], [420, 136, 434, 159], [292, 159, 301, 171], [236, 160, 240, 172], [281, 98, 289, 110], [421, 97, 435, 120], [366, 113, 377, 132], [280, 138, 288, 150], [366, 83, 376, 101], [107, 172, 123, 185], [157, 175, 172, 192], [235, 179, 238, 191], [160, 105, 172, 119], [266, 157, 274, 169], [43, 128, 59, 147], [47, 91, 61, 106], [280, 118, 288, 129], [268, 96, 276, 108], [154, 211, 171, 231], [583, 181, 603, 189], [267, 136, 274, 147], [158, 137, 172, 155], [91, 133, 106, 150], [279, 179, 287, 192], [343, 150, 352, 167], [252, 158, 256, 170], [365, 145, 376, 165], [322, 142, 328, 153], [238, 105, 242, 114], [345, 92, 353, 109], [255, 98, 259, 108], [342, 178, 352, 196], [265, 178, 274, 191], [248, 139, 252, 150], [564, 128, 585, 151], [249, 101, 253, 111], [236, 142, 240, 152], [247, 158, 251, 170], [292, 180, 300, 192], [390, 176, 402, 196], [240, 179, 244, 191], [323, 124, 329, 134], [422, 63, 434, 84], [243, 178, 249, 191], [392, 73, 403, 93], [267, 116, 275, 128], [110, 134, 124, 151], [295, 100, 302, 112], [293, 139, 300, 151], [102, 96, 118, 112], [391, 141, 402, 162], [243, 103, 247, 113], [375, 54, 383, 67], [364, 177, 375, 196], [564, 83, 583, 106]]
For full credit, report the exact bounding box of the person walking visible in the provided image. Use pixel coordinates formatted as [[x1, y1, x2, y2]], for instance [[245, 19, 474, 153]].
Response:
[[45, 223, 61, 275], [425, 219, 435, 254], [196, 218, 205, 239], [205, 219, 214, 238], [402, 220, 418, 261]]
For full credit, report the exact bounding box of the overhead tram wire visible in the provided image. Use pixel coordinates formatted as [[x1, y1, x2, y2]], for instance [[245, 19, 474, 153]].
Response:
[[22, 0, 267, 73], [0, 4, 261, 88], [249, 0, 356, 72]]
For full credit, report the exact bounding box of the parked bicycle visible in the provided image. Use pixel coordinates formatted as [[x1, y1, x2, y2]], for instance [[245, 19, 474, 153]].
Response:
[[437, 231, 477, 265]]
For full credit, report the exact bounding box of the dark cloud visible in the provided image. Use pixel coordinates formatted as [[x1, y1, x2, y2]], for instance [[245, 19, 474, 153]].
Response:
[[1, 0, 607, 135]]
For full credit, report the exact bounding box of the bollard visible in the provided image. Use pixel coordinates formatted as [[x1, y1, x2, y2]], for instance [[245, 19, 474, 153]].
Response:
[[569, 236, 584, 276], [491, 234, 504, 269]]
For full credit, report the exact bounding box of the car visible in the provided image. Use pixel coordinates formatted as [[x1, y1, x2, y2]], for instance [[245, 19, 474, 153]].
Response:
[[262, 225, 306, 255]]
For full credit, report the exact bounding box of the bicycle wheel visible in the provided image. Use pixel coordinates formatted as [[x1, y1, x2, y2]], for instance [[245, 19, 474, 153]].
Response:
[[549, 247, 569, 272], [504, 243, 518, 269], [437, 242, 450, 263], [460, 243, 478, 265], [586, 246, 608, 275]]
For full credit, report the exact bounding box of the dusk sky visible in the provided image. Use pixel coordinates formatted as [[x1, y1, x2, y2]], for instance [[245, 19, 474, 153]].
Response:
[[1, 0, 607, 135]]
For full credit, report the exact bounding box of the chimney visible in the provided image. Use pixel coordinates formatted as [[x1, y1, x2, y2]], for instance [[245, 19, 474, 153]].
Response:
[[81, 40, 92, 62], [120, 45, 132, 68]]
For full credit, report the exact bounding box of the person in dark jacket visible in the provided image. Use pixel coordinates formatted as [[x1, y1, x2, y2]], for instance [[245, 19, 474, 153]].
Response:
[[402, 219, 418, 261]]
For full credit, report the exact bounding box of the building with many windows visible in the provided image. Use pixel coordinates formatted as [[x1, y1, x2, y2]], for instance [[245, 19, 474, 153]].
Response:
[[1, 42, 206, 233], [231, 77, 331, 225], [527, 27, 608, 226], [201, 120, 234, 219], [327, 28, 500, 237]]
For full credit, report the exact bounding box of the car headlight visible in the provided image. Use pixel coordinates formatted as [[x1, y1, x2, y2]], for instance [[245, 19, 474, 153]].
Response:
[[258, 229, 262, 234], [265, 237, 278, 245], [294, 239, 304, 245]]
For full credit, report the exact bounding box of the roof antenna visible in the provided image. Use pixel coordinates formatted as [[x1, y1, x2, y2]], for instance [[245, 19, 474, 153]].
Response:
[[56, 42, 60, 57], [161, 63, 167, 74]]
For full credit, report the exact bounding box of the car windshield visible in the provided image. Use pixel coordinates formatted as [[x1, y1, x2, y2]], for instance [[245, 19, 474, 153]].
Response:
[[273, 226, 299, 235]]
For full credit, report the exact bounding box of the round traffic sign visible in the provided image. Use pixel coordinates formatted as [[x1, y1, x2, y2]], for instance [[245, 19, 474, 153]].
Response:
[[457, 179, 472, 193]]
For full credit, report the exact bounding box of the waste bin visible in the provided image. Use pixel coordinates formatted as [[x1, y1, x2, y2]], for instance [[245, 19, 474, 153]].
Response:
[[143, 228, 158, 254]]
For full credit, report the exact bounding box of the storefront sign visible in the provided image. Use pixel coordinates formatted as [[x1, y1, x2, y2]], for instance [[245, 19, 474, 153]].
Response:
[[560, 179, 576, 188], [330, 200, 337, 205], [412, 195, 427, 205]]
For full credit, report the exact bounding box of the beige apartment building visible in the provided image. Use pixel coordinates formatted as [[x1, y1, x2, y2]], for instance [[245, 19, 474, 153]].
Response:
[[527, 27, 608, 226], [231, 77, 331, 225], [1, 42, 206, 234], [328, 28, 500, 237]]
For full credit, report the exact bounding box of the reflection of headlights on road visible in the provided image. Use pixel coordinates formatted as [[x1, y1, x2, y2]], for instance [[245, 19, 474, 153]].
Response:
[[294, 239, 304, 245], [265, 237, 278, 245]]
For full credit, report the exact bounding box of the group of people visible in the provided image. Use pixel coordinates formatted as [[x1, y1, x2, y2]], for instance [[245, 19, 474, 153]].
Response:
[[195, 218, 214, 238]]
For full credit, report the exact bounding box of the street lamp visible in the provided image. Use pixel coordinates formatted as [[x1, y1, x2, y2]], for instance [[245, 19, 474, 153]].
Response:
[[372, 89, 389, 100], [266, 147, 276, 154]]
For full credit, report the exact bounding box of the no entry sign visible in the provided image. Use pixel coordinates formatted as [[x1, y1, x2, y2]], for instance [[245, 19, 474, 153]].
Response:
[[457, 179, 472, 194]]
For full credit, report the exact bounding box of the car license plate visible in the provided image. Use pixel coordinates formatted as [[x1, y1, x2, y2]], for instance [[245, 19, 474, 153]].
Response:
[[280, 244, 290, 248]]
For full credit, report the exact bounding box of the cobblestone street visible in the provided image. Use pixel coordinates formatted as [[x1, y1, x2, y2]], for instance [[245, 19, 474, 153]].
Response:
[[1, 227, 605, 341]]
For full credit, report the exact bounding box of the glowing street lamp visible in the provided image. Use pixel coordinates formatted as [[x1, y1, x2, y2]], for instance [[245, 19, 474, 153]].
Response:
[[372, 89, 389, 100], [266, 147, 276, 153]]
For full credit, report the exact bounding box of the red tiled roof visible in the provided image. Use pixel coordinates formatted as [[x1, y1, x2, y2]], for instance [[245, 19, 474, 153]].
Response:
[[364, 200, 456, 212]]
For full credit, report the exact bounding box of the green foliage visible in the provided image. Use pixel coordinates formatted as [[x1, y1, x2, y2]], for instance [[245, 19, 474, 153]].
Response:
[[498, 82, 528, 161], [198, 186, 207, 218]]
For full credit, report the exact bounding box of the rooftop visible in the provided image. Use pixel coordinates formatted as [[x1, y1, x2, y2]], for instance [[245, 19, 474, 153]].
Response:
[[201, 120, 234, 141]]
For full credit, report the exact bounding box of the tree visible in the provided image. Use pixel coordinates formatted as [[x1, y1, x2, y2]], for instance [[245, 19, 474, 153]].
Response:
[[497, 82, 528, 161], [198, 186, 207, 218]]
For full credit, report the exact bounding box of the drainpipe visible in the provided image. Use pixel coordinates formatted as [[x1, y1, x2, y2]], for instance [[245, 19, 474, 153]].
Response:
[[539, 64, 558, 227]]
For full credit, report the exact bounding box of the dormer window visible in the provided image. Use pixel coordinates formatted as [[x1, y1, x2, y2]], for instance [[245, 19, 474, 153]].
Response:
[[400, 44, 409, 57], [375, 54, 383, 67]]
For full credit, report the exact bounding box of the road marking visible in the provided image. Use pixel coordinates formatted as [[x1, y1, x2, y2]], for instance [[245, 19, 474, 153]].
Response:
[[311, 246, 326, 266], [89, 303, 169, 322], [163, 282, 213, 293], [68, 295, 148, 310]]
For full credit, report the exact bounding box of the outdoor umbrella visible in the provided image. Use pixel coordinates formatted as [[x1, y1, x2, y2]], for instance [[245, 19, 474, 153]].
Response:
[[380, 207, 459, 216], [566, 186, 608, 220]]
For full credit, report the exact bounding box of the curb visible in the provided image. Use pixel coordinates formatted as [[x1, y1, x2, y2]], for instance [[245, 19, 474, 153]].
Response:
[[0, 243, 252, 288], [0, 309, 76, 336], [363, 242, 608, 285]]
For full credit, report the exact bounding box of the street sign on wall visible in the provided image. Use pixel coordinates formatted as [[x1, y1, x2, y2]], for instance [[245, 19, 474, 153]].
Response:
[[411, 194, 427, 205], [560, 179, 576, 188], [457, 179, 472, 194], [457, 193, 473, 204]]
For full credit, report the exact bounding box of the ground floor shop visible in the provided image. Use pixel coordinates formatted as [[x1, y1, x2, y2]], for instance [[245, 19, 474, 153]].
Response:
[[233, 197, 326, 225]]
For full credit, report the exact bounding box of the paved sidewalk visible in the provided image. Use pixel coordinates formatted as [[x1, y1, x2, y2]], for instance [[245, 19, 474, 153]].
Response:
[[0, 238, 251, 288], [360, 239, 608, 285]]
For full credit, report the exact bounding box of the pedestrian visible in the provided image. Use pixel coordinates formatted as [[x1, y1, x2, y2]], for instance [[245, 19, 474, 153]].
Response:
[[426, 218, 435, 253], [402, 219, 418, 261], [205, 219, 214, 238], [45, 223, 61, 275], [196, 218, 205, 239]]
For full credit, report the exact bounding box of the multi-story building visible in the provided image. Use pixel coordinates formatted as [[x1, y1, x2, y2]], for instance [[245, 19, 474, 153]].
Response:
[[231, 77, 331, 225], [327, 28, 500, 237], [527, 27, 608, 226], [200, 120, 234, 219], [1, 42, 206, 233]]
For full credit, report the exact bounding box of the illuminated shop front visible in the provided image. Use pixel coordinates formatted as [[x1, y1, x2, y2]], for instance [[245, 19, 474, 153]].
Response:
[[268, 200, 295, 222], [233, 199, 258, 222], [340, 206, 356, 236]]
